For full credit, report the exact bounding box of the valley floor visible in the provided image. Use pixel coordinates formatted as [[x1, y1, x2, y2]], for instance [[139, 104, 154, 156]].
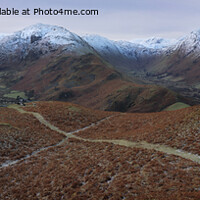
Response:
[[0, 102, 200, 199]]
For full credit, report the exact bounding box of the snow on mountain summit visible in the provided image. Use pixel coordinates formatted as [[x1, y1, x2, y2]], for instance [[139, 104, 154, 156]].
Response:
[[174, 30, 200, 55], [18, 23, 81, 45], [0, 24, 94, 57], [131, 37, 178, 49], [182, 29, 200, 47], [188, 30, 200, 41], [1, 24, 200, 63], [83, 34, 165, 59], [83, 34, 121, 54], [20, 23, 69, 37]]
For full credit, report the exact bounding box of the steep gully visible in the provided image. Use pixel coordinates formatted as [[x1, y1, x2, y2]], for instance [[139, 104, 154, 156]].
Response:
[[1, 105, 200, 169]]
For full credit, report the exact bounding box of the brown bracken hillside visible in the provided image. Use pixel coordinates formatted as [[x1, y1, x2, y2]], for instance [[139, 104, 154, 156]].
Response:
[[0, 101, 200, 199], [3, 52, 189, 113]]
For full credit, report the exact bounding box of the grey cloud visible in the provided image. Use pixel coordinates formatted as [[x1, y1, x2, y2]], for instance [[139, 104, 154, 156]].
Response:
[[0, 0, 200, 40]]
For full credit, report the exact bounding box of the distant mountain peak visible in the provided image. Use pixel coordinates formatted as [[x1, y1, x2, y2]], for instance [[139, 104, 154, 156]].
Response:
[[186, 30, 200, 44], [131, 37, 178, 49], [0, 23, 94, 60], [83, 34, 118, 49], [16, 23, 78, 45], [20, 23, 70, 36]]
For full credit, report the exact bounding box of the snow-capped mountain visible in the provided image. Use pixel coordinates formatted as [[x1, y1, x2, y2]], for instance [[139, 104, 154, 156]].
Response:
[[0, 23, 200, 83], [0, 23, 198, 70], [19, 23, 77, 45], [172, 30, 200, 57], [83, 34, 167, 72], [0, 33, 10, 41], [17, 23, 94, 53], [83, 34, 143, 71], [82, 30, 200, 94], [0, 24, 94, 65], [83, 34, 121, 55], [83, 34, 162, 59], [82, 33, 182, 74], [1, 24, 200, 63], [131, 37, 178, 49], [0, 23, 200, 108]]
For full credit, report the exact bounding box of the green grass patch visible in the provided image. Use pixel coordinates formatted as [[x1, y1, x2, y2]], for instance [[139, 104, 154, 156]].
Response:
[[3, 91, 27, 99], [67, 106, 81, 112], [0, 123, 12, 127], [194, 83, 200, 89], [163, 102, 190, 111], [0, 85, 6, 89]]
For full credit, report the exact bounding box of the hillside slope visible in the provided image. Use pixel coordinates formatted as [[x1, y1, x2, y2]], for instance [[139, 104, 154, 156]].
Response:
[[0, 24, 189, 112], [12, 52, 186, 112], [84, 31, 200, 103], [0, 24, 197, 112], [0, 102, 200, 199]]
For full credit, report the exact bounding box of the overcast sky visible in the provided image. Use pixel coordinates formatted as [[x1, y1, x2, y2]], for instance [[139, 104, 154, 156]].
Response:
[[0, 0, 200, 40]]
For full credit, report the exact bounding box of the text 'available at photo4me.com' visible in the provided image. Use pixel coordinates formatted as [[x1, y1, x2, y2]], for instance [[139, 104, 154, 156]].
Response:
[[0, 8, 99, 16]]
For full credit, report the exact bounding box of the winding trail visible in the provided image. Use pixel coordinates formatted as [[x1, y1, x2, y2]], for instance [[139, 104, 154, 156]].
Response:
[[70, 135, 200, 164], [0, 140, 65, 169], [8, 105, 112, 137], [1, 104, 200, 169], [0, 105, 113, 168]]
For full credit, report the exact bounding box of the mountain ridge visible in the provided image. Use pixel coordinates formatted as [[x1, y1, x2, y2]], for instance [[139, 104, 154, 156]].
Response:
[[0, 23, 199, 112]]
